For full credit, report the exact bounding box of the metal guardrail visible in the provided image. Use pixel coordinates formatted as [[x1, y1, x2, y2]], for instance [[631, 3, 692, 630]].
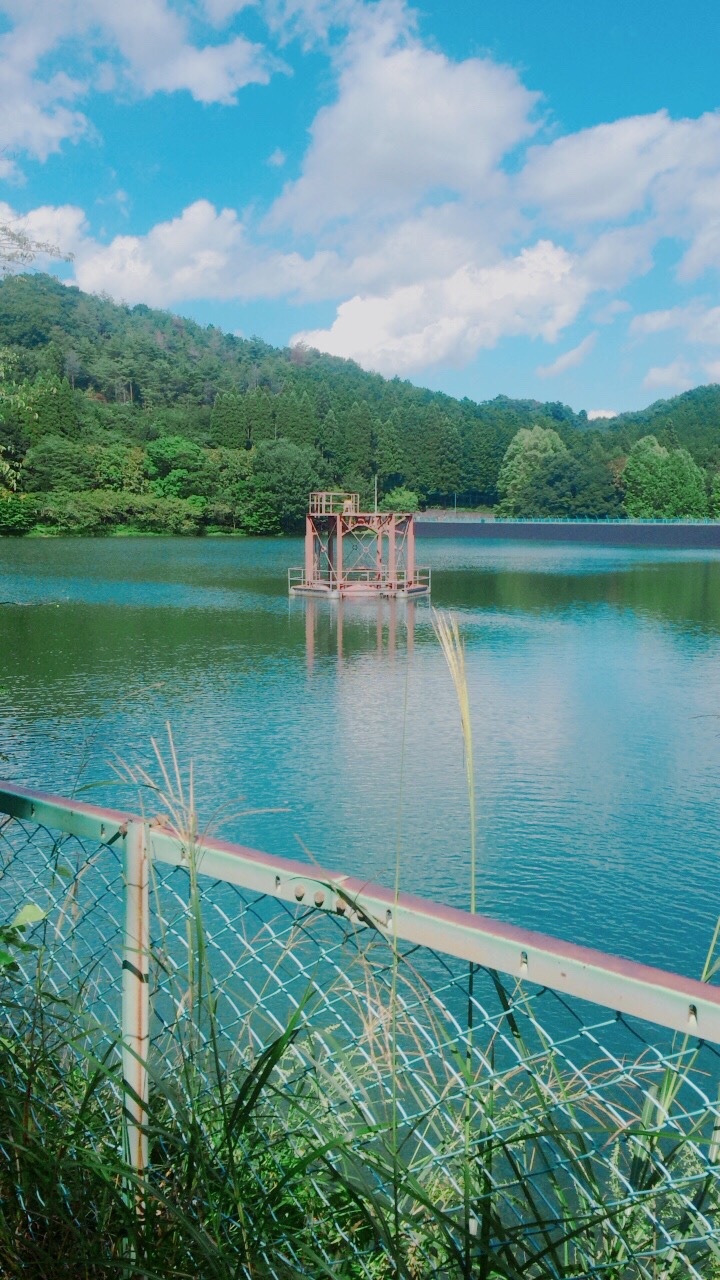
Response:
[[418, 516, 720, 526], [309, 491, 360, 515], [288, 566, 432, 590], [2, 782, 720, 1276]]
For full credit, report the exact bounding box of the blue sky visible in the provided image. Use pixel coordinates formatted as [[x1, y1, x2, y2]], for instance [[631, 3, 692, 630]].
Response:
[[1, 0, 720, 415]]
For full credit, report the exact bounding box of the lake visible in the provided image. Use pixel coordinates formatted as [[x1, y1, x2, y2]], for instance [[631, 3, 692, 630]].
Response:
[[1, 535, 719, 979]]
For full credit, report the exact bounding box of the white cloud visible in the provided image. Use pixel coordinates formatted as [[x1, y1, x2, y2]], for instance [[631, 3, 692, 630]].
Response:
[[519, 107, 720, 302], [267, 147, 287, 167], [675, 175, 720, 279], [262, 0, 369, 44], [0, 200, 89, 258], [73, 200, 250, 305], [643, 359, 693, 392], [269, 15, 538, 233], [520, 110, 720, 227], [536, 332, 596, 378], [587, 409, 618, 420], [0, 0, 276, 172], [592, 299, 631, 325], [109, 0, 278, 102], [630, 306, 683, 336], [39, 196, 338, 305], [283, 201, 515, 302], [203, 0, 257, 26], [96, 188, 130, 216], [577, 224, 656, 293], [631, 302, 720, 346], [292, 240, 589, 374], [0, 41, 89, 172]]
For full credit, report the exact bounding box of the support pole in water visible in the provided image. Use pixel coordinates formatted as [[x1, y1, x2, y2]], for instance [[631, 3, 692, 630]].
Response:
[[122, 819, 149, 1181]]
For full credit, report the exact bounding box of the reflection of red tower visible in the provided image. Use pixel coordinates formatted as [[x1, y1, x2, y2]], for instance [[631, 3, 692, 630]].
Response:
[[289, 492, 431, 598]]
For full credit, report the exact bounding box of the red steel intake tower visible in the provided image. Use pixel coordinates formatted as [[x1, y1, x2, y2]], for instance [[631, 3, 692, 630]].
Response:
[[289, 492, 430, 598]]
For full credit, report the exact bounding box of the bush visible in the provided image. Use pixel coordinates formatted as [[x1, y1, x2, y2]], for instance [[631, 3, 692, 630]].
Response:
[[0, 494, 36, 535], [33, 492, 206, 536], [379, 485, 420, 513]]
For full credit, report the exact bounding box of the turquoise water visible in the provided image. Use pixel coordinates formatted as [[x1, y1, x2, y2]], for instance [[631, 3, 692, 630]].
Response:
[[1, 536, 720, 978]]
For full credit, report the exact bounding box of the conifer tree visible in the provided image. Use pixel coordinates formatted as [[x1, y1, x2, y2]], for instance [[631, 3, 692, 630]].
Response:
[[314, 380, 333, 423], [211, 392, 247, 449], [374, 413, 405, 490], [245, 388, 275, 444], [317, 407, 338, 462], [406, 405, 461, 497], [21, 375, 78, 442], [335, 399, 373, 480], [273, 390, 301, 443], [297, 391, 318, 448]]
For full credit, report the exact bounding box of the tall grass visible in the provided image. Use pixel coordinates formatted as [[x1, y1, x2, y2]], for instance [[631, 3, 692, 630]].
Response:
[[1, 634, 720, 1277], [432, 609, 480, 1279]]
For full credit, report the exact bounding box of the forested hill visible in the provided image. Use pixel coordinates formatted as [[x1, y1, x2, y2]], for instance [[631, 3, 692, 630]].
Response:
[[0, 271, 589, 458], [0, 272, 719, 534], [607, 386, 720, 466]]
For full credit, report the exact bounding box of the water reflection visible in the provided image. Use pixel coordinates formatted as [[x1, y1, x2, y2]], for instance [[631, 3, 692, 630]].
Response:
[[299, 596, 417, 672], [3, 538, 720, 980], [431, 548, 720, 639]]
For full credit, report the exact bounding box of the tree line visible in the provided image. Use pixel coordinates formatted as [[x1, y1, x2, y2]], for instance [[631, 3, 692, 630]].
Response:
[[1, 273, 720, 535]]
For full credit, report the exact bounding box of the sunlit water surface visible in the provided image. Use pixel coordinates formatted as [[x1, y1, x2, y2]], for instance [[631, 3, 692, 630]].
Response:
[[2, 536, 720, 978]]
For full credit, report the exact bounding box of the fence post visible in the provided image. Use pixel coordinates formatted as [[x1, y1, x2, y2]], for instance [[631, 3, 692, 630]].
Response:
[[122, 819, 149, 1179]]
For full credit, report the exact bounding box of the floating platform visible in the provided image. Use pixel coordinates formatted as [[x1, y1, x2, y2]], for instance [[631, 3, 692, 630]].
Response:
[[289, 492, 430, 598]]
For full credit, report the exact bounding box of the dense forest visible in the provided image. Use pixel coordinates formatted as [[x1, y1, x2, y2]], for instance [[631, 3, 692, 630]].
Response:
[[0, 273, 719, 535]]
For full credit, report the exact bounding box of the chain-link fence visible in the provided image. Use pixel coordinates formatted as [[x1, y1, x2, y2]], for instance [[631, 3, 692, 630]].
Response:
[[2, 783, 720, 1278]]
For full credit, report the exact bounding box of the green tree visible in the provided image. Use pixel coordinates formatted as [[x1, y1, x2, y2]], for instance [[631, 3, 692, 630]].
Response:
[[335, 400, 373, 480], [621, 436, 668, 517], [246, 440, 323, 534], [621, 436, 707, 518], [379, 485, 419, 512], [497, 426, 567, 515], [18, 376, 78, 442], [0, 443, 20, 492], [317, 407, 338, 461], [212, 447, 253, 526], [435, 416, 462, 497], [374, 414, 405, 490], [274, 390, 305, 445], [405, 406, 462, 498], [210, 393, 247, 449], [145, 435, 211, 499], [296, 391, 318, 449], [516, 454, 622, 518], [660, 449, 707, 517], [245, 389, 275, 444], [23, 435, 96, 492], [461, 416, 516, 504], [90, 443, 146, 493], [0, 494, 35, 534]]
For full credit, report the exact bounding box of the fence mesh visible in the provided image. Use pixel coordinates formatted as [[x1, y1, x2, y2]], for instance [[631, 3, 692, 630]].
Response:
[[2, 810, 720, 1279]]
